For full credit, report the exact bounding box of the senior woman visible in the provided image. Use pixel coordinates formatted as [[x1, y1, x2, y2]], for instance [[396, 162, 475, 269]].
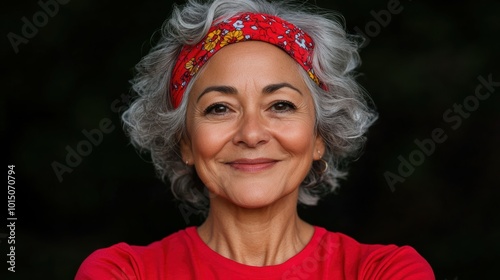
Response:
[[76, 0, 434, 279]]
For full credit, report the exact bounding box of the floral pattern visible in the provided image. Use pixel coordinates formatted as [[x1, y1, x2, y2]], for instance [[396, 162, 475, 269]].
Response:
[[170, 13, 325, 108], [185, 58, 200, 76], [204, 29, 222, 51], [220, 30, 245, 47]]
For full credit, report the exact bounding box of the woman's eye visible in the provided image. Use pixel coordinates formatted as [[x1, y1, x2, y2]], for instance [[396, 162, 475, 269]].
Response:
[[204, 103, 229, 115], [271, 101, 296, 112]]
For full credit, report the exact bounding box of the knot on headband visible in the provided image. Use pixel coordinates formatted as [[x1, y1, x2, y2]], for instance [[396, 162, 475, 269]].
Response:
[[170, 12, 324, 108]]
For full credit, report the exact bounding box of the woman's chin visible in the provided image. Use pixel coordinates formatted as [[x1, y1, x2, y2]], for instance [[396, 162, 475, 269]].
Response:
[[232, 197, 277, 209], [220, 187, 296, 209]]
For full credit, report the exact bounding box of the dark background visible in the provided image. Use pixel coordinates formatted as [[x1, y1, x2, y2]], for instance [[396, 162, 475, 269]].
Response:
[[2, 0, 499, 279]]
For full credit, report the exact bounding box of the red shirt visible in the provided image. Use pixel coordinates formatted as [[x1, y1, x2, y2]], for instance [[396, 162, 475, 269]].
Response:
[[75, 226, 434, 279]]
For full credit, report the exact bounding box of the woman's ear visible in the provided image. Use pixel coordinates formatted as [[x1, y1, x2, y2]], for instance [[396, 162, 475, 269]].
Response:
[[313, 134, 326, 160], [180, 135, 193, 165]]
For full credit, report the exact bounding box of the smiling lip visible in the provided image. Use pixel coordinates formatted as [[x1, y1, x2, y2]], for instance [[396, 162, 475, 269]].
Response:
[[227, 158, 278, 172]]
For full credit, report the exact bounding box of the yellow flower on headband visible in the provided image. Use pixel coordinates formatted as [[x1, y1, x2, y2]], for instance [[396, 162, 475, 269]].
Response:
[[204, 30, 222, 51], [308, 70, 319, 85], [220, 30, 245, 47], [185, 58, 200, 76]]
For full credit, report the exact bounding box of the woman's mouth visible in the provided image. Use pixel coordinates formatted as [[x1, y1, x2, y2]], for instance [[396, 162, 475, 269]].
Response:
[[227, 158, 278, 172]]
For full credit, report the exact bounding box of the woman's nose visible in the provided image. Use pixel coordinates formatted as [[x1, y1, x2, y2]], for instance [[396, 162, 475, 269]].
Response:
[[232, 110, 270, 148]]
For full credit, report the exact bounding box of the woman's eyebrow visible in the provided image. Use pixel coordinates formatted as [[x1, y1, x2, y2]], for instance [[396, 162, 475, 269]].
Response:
[[196, 82, 303, 103], [197, 85, 238, 103], [263, 83, 303, 96]]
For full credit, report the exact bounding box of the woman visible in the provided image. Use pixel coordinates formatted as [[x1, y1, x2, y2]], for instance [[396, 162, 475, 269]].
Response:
[[76, 0, 434, 279]]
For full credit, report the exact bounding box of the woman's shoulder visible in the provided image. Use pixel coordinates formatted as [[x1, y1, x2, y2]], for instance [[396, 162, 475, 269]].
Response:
[[74, 227, 194, 280], [315, 227, 435, 279]]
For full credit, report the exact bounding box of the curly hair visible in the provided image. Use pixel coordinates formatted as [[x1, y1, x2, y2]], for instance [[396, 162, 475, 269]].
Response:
[[122, 0, 377, 214]]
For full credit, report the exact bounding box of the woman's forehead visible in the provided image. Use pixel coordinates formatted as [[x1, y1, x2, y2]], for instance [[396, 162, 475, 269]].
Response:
[[192, 41, 307, 90]]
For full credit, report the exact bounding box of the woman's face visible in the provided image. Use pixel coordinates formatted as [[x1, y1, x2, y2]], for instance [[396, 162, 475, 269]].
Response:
[[181, 41, 324, 208]]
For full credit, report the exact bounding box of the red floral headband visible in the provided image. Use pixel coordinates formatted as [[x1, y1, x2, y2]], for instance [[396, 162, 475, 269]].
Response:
[[170, 12, 324, 109]]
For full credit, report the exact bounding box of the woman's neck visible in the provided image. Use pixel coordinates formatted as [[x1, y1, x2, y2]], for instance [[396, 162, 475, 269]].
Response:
[[196, 192, 314, 266]]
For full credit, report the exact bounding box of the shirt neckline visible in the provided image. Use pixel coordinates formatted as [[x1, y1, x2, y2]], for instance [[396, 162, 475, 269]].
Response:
[[185, 225, 327, 277]]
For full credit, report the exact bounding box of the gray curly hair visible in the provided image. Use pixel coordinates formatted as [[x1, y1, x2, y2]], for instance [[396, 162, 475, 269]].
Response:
[[122, 0, 377, 214]]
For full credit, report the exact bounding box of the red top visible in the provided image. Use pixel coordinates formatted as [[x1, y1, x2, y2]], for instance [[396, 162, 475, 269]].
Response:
[[75, 226, 434, 279]]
